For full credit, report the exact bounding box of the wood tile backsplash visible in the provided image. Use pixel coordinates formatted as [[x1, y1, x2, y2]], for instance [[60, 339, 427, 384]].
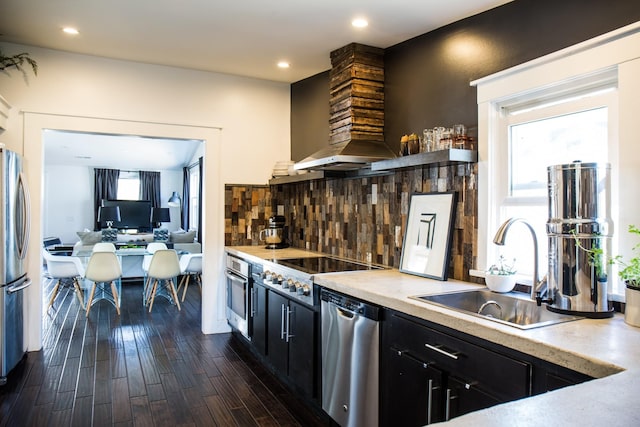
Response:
[[224, 162, 478, 281]]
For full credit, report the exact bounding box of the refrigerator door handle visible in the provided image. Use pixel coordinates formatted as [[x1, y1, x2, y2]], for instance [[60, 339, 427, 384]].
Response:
[[16, 171, 31, 260], [7, 277, 31, 294]]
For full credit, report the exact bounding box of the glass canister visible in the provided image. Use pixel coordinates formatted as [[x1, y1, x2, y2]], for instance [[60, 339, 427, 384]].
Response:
[[423, 129, 434, 152], [433, 127, 445, 150]]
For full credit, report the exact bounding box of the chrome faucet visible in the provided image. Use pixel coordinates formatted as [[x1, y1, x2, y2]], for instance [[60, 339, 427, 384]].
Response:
[[493, 218, 548, 302]]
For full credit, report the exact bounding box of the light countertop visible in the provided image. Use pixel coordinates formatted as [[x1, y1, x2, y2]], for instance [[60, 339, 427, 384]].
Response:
[[226, 246, 640, 426]]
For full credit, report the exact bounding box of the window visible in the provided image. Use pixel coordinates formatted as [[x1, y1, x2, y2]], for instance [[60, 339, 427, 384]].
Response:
[[117, 171, 140, 200], [473, 24, 640, 300], [493, 86, 617, 281], [188, 165, 200, 232]]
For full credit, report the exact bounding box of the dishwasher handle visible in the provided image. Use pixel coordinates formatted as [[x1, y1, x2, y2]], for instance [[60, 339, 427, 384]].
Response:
[[336, 305, 356, 319], [321, 289, 380, 320]]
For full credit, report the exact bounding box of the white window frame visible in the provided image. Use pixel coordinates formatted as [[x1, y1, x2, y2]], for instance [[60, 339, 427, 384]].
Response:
[[472, 22, 640, 300]]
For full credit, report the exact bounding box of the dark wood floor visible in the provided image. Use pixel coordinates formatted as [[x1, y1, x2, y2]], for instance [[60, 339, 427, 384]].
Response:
[[0, 276, 326, 426]]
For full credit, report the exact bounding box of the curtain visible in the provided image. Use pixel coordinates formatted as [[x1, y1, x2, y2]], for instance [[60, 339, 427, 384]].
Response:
[[94, 168, 120, 230], [197, 157, 203, 243], [139, 171, 161, 208], [181, 166, 190, 230]]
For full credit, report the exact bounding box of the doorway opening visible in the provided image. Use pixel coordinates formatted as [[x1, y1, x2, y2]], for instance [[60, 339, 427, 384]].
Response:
[[23, 112, 225, 352]]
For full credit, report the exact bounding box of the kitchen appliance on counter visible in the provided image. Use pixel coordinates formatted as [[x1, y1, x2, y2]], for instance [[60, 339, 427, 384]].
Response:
[[546, 161, 614, 317], [321, 288, 380, 427], [225, 254, 252, 339], [260, 215, 288, 249], [1, 147, 31, 386]]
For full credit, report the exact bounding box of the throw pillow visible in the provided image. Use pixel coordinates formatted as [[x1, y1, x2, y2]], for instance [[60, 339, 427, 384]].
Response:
[[77, 231, 102, 246], [154, 229, 169, 242], [101, 229, 118, 242], [170, 230, 196, 243]]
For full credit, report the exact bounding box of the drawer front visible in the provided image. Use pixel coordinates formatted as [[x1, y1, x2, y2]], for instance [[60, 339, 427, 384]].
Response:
[[387, 311, 531, 401]]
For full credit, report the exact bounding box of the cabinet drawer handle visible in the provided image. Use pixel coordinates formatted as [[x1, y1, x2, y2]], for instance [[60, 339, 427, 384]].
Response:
[[285, 306, 293, 342], [280, 304, 286, 340], [427, 378, 440, 425], [445, 388, 458, 421], [250, 288, 256, 317], [425, 343, 460, 360]]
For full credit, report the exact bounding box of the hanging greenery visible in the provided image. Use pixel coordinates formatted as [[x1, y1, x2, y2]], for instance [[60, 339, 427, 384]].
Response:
[[0, 49, 38, 76]]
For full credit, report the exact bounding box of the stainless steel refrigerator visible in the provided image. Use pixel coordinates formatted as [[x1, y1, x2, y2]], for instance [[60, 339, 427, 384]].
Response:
[[0, 146, 31, 386]]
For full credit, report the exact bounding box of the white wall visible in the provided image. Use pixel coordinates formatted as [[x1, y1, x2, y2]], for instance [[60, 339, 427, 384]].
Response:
[[43, 165, 93, 243], [0, 42, 291, 351]]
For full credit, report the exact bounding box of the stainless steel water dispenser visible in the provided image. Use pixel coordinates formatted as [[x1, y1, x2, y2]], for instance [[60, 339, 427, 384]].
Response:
[[546, 161, 614, 317]]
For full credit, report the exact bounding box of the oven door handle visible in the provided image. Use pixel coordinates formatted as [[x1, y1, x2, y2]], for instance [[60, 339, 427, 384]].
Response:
[[225, 271, 247, 282]]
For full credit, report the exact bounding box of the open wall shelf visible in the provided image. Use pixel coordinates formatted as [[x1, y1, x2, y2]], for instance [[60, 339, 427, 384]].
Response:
[[268, 149, 477, 185]]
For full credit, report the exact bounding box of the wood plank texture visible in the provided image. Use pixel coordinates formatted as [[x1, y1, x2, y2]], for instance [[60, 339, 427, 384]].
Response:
[[0, 277, 327, 426]]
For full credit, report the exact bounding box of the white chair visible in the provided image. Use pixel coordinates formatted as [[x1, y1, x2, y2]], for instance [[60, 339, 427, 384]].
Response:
[[84, 251, 122, 316], [177, 253, 202, 302], [93, 242, 116, 252], [42, 248, 86, 310], [142, 242, 168, 303], [146, 249, 181, 312]]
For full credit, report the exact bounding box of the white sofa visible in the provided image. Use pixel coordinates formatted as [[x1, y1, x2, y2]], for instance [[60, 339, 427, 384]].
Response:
[[72, 231, 202, 255]]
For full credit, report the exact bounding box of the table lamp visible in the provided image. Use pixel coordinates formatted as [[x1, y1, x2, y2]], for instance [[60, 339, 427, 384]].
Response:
[[98, 206, 121, 229]]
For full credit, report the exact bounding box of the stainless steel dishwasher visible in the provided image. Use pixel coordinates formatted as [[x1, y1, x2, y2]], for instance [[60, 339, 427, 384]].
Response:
[[321, 289, 380, 427]]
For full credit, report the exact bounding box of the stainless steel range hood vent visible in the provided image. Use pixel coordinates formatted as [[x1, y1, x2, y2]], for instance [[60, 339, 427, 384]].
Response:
[[294, 140, 396, 171]]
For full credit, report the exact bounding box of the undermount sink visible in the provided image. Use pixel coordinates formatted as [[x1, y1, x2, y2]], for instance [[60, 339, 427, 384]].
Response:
[[411, 289, 583, 330]]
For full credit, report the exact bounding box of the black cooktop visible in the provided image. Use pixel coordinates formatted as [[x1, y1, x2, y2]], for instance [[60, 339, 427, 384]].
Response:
[[269, 256, 383, 274]]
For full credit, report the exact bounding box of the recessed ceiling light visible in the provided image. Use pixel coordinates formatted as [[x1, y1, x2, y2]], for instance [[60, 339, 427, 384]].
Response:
[[277, 61, 290, 69], [352, 18, 368, 28], [62, 27, 79, 35]]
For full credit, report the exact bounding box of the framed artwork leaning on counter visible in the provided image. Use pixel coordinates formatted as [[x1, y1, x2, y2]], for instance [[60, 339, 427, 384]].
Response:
[[400, 191, 457, 280]]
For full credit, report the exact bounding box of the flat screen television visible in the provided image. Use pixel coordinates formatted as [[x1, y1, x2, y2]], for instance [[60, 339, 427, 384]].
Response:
[[101, 199, 152, 232]]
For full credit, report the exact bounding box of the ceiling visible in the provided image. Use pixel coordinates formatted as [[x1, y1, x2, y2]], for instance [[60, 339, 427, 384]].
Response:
[[1, 0, 513, 84], [43, 130, 202, 170], [4, 0, 513, 170]]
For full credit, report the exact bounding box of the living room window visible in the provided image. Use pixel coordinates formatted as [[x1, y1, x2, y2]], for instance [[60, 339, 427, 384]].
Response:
[[189, 166, 200, 232], [117, 171, 140, 200]]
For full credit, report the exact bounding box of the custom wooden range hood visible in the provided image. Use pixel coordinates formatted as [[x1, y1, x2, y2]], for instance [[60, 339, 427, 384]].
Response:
[[294, 43, 396, 171]]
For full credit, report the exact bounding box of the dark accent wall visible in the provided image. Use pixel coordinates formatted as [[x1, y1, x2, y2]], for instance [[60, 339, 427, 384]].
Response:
[[290, 71, 330, 161], [291, 0, 640, 156]]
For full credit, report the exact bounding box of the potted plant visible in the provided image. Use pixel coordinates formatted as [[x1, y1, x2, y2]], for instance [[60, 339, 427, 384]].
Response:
[[612, 225, 640, 327], [485, 255, 517, 293], [570, 229, 608, 281], [0, 49, 38, 76]]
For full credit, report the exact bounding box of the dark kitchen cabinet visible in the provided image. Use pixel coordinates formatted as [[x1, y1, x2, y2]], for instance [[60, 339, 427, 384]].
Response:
[[385, 347, 445, 425], [445, 375, 503, 420], [532, 360, 594, 395], [381, 309, 530, 426], [266, 290, 316, 398], [381, 309, 594, 425]]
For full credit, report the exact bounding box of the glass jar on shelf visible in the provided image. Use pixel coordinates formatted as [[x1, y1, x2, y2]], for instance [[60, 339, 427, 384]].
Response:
[[423, 129, 434, 152], [453, 124, 467, 149]]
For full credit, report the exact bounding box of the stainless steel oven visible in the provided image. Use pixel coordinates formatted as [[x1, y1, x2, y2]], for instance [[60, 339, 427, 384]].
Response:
[[225, 254, 251, 339]]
